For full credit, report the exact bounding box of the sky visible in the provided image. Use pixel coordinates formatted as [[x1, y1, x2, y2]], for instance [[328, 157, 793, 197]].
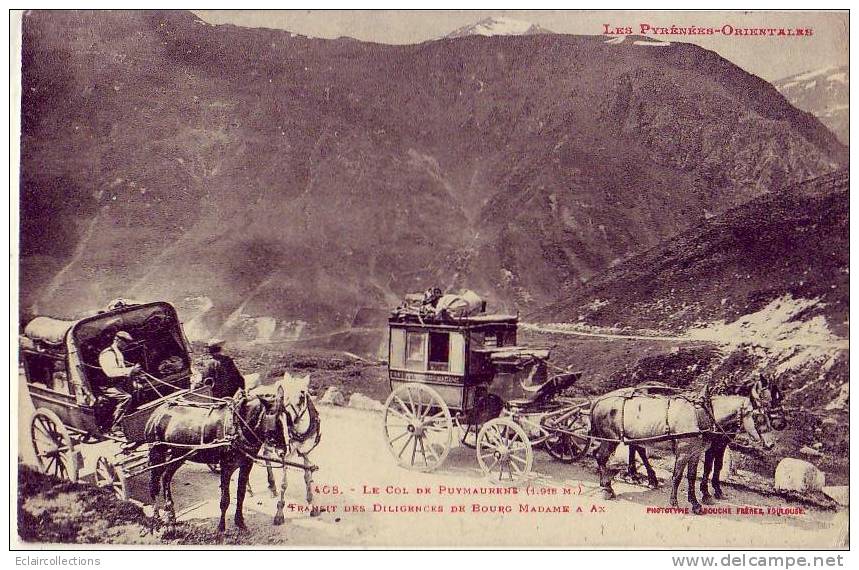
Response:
[[194, 10, 848, 81]]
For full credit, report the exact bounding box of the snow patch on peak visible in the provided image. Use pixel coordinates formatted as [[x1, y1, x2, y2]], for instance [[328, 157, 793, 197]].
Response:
[[471, 17, 533, 36], [446, 17, 552, 39]]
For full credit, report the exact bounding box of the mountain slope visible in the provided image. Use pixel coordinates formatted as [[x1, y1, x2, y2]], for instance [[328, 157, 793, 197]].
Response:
[[530, 170, 849, 337], [775, 65, 848, 145], [19, 10, 846, 341]]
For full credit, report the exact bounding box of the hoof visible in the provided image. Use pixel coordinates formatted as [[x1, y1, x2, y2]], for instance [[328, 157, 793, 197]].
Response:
[[669, 499, 679, 508], [217, 525, 226, 534], [235, 522, 248, 532], [713, 489, 726, 500], [647, 479, 660, 490], [691, 504, 704, 515], [270, 490, 278, 499], [601, 488, 616, 500], [701, 494, 715, 506], [310, 508, 322, 518], [273, 513, 285, 526]]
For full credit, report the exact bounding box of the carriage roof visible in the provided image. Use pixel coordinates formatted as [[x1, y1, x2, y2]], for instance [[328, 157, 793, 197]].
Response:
[[387, 313, 518, 328], [20, 301, 183, 355]]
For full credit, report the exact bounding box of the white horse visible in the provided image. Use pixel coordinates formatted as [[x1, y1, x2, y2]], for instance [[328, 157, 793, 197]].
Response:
[[260, 372, 322, 524]]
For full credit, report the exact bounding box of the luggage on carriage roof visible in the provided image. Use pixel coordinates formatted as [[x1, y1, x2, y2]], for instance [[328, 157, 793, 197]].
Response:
[[23, 316, 78, 347], [391, 287, 487, 322]]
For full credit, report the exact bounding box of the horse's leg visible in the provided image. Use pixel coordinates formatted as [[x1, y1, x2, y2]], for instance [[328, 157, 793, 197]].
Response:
[[273, 455, 289, 525], [669, 448, 686, 508], [626, 446, 641, 482], [595, 441, 619, 500], [218, 457, 236, 533], [303, 453, 319, 517], [148, 447, 165, 522], [161, 458, 184, 525], [686, 448, 703, 515], [638, 447, 660, 489], [267, 464, 277, 498], [700, 445, 715, 505], [712, 439, 728, 500], [234, 460, 252, 531]]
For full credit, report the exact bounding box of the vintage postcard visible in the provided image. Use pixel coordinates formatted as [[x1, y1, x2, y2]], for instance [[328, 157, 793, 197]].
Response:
[[11, 9, 849, 549]]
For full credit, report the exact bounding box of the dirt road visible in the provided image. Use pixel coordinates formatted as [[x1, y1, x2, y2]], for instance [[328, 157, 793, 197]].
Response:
[[16, 375, 847, 547]]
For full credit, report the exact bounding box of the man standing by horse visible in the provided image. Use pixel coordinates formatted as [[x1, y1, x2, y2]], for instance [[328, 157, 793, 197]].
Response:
[[197, 338, 245, 399]]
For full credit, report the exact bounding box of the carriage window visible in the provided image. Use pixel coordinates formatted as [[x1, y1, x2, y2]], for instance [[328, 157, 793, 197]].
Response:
[[390, 328, 406, 368], [428, 332, 450, 371], [23, 355, 70, 394], [484, 332, 499, 347], [405, 332, 427, 371]]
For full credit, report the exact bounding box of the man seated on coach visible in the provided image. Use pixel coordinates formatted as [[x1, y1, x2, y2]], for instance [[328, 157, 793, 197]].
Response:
[[97, 330, 142, 430]]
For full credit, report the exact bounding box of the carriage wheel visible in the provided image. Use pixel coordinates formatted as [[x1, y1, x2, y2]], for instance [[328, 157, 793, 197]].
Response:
[[383, 384, 452, 472], [477, 418, 533, 484], [543, 411, 591, 463], [30, 408, 79, 482], [94, 456, 129, 501]]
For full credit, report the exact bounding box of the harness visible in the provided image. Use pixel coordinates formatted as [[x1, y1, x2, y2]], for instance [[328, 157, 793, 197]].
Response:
[[284, 396, 322, 451], [593, 384, 730, 445]]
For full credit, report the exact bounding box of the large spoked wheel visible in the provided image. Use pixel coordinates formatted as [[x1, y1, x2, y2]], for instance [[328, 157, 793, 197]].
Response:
[[383, 384, 453, 472], [94, 456, 129, 501], [543, 411, 591, 463], [30, 408, 79, 482], [477, 418, 533, 484]]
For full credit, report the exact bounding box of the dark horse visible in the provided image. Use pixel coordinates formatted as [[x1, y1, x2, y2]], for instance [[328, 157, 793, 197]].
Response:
[[145, 386, 290, 531], [590, 383, 776, 514], [627, 377, 785, 503]]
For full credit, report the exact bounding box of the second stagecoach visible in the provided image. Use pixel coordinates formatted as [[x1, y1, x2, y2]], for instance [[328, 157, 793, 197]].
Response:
[[382, 289, 592, 483]]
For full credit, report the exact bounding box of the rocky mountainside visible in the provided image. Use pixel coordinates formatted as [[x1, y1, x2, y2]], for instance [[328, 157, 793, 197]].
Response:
[[775, 65, 848, 145], [530, 170, 848, 335], [20, 10, 846, 342], [445, 17, 553, 38], [526, 171, 848, 480]]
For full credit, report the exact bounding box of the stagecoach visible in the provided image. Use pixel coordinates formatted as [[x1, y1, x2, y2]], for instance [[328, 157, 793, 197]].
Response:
[[382, 290, 592, 483], [19, 300, 207, 498]]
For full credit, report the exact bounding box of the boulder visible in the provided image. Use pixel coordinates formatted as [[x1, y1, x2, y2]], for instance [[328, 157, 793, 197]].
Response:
[[774, 458, 825, 493], [348, 392, 384, 412], [610, 443, 631, 467], [822, 486, 849, 506], [319, 386, 347, 407], [800, 445, 824, 457], [717, 447, 736, 479]]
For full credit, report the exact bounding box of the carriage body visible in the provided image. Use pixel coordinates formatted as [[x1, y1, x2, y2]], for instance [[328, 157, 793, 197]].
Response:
[[387, 312, 518, 415], [21, 301, 194, 436], [20, 301, 198, 486], [383, 294, 592, 481]]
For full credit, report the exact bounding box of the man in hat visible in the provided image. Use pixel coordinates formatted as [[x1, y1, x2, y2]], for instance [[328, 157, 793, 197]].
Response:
[[198, 338, 245, 399], [98, 331, 140, 428]]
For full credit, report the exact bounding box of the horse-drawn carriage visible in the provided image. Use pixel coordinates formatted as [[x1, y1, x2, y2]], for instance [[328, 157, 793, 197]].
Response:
[[382, 290, 784, 505], [20, 301, 205, 498], [381, 290, 592, 483], [22, 300, 322, 528]]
